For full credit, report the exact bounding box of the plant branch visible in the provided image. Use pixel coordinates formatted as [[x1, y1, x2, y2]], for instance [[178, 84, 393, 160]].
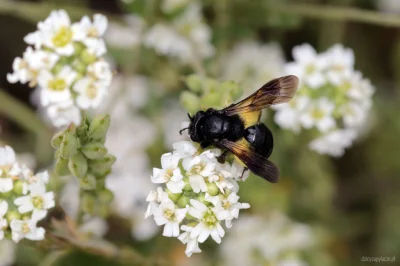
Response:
[[267, 2, 400, 28]]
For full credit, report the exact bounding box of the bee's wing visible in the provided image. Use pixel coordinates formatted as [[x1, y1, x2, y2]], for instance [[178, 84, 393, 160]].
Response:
[[221, 75, 298, 127], [219, 138, 279, 183]]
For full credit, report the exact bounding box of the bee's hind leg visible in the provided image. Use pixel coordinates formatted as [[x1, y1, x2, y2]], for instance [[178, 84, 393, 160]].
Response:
[[217, 150, 229, 164], [240, 167, 249, 179]]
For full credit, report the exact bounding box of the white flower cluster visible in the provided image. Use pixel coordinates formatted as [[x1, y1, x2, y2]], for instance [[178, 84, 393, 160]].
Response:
[[143, 2, 214, 63], [145, 141, 250, 257], [0, 146, 54, 243], [7, 10, 112, 127], [220, 212, 314, 266], [273, 44, 374, 157]]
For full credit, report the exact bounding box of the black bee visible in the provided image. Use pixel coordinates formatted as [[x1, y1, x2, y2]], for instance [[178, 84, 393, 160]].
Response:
[[180, 75, 299, 183]]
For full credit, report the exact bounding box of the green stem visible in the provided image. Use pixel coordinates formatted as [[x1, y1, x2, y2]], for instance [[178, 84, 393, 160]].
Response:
[[0, 89, 53, 166], [267, 2, 400, 28]]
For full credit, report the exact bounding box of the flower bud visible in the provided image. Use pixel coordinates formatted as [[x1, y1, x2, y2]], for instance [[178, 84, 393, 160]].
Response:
[[72, 59, 87, 74], [177, 195, 190, 208], [79, 174, 97, 190], [185, 75, 203, 93], [88, 154, 116, 176], [98, 189, 114, 204], [207, 182, 219, 196], [81, 142, 108, 160], [60, 125, 79, 159], [166, 189, 181, 202], [73, 42, 85, 56], [12, 180, 25, 195], [183, 178, 192, 192], [201, 91, 221, 109], [88, 114, 110, 142], [55, 157, 70, 176], [51, 129, 66, 149], [81, 194, 95, 214], [68, 152, 88, 179], [221, 80, 242, 100], [81, 49, 97, 64], [6, 210, 21, 223], [180, 91, 200, 114]]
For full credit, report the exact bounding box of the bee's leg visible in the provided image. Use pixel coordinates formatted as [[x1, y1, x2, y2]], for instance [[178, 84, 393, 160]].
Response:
[[200, 140, 211, 149], [240, 167, 249, 179], [217, 150, 229, 164]]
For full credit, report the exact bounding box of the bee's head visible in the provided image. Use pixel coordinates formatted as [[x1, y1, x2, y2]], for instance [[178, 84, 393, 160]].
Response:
[[180, 111, 206, 142]]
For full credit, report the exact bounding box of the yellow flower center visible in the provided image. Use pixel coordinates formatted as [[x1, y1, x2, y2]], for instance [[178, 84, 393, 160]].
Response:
[[48, 78, 67, 91], [165, 168, 174, 180], [203, 210, 217, 229], [22, 223, 30, 234], [32, 196, 44, 209], [164, 209, 175, 220], [305, 64, 316, 75], [52, 26, 73, 47], [311, 108, 325, 120], [223, 201, 231, 209], [86, 83, 98, 99], [87, 27, 99, 38]]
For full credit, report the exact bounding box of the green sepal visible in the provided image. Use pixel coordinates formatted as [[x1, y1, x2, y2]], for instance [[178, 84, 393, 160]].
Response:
[[81, 142, 108, 160], [88, 154, 116, 176], [51, 129, 66, 149], [79, 174, 97, 190], [88, 114, 110, 142], [60, 125, 79, 159], [55, 157, 70, 176], [68, 152, 88, 179]]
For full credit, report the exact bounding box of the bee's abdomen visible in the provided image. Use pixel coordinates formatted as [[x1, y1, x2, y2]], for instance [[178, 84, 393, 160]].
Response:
[[244, 123, 273, 158]]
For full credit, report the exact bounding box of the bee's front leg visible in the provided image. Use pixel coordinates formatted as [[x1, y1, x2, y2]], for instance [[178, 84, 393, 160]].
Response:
[[217, 150, 229, 164], [200, 140, 211, 149], [240, 167, 249, 179]]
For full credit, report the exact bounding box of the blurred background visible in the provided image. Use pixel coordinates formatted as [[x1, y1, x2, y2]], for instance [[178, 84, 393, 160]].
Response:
[[0, 0, 399, 265]]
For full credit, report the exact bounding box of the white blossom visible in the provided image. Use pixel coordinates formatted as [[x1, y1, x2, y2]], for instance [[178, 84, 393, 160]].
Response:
[[105, 15, 144, 48], [309, 129, 357, 157], [73, 77, 107, 109], [10, 217, 45, 243], [146, 141, 250, 256], [73, 14, 108, 56], [275, 43, 374, 157], [153, 190, 188, 237]]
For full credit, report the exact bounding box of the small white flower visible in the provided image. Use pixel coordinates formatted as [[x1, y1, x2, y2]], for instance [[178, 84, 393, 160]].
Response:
[[46, 100, 82, 127], [340, 102, 367, 128], [183, 152, 216, 177], [324, 44, 355, 86], [73, 77, 107, 109], [153, 191, 188, 237], [285, 43, 327, 89], [0, 146, 19, 193], [273, 96, 310, 133], [205, 193, 250, 228], [178, 225, 202, 257], [14, 180, 55, 220], [0, 201, 8, 240], [10, 218, 45, 243], [309, 129, 357, 157], [189, 200, 226, 243], [151, 153, 184, 193], [7, 47, 59, 86], [72, 14, 108, 56], [38, 66, 77, 106], [300, 98, 336, 133], [87, 60, 112, 86], [173, 141, 198, 158]]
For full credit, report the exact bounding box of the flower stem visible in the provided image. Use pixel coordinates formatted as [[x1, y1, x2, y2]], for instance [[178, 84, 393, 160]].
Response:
[[266, 2, 400, 28], [0, 89, 53, 166]]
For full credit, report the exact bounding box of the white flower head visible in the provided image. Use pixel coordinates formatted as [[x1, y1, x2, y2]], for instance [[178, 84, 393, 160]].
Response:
[[46, 100, 82, 127], [151, 153, 184, 194], [309, 129, 357, 157], [300, 97, 336, 133], [10, 218, 45, 243], [152, 190, 188, 237], [188, 200, 226, 244], [72, 14, 108, 56], [38, 66, 77, 106], [73, 77, 107, 109]]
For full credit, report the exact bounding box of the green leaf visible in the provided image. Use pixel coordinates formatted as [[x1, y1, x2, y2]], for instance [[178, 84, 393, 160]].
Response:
[[68, 152, 88, 179]]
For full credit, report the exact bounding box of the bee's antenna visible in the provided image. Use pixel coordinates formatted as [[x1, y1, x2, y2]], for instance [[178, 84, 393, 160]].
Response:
[[179, 127, 189, 135], [187, 113, 192, 121]]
